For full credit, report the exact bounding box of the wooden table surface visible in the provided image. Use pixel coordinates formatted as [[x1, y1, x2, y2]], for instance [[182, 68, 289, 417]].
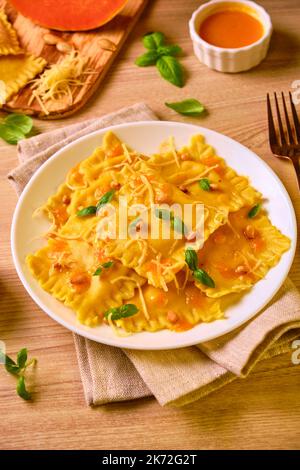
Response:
[[0, 0, 299, 450]]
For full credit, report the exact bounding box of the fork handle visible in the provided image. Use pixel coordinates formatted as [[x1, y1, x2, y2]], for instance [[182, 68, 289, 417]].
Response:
[[292, 157, 300, 192]]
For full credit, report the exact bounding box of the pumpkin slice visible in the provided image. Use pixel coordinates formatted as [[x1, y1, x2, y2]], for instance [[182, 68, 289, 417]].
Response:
[[10, 0, 129, 31], [0, 10, 23, 55], [0, 54, 46, 102]]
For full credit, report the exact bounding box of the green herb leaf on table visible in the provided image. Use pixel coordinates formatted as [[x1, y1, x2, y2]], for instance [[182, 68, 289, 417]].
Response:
[[248, 203, 261, 219], [198, 178, 211, 191], [136, 32, 185, 87], [1, 348, 36, 401], [157, 45, 182, 57], [185, 249, 199, 272], [104, 304, 139, 321], [16, 376, 31, 401], [16, 348, 28, 370], [135, 50, 159, 67], [5, 114, 33, 134], [156, 56, 184, 88], [143, 31, 165, 49], [0, 113, 33, 145], [0, 124, 25, 145], [2, 353, 20, 375], [166, 99, 205, 117], [193, 268, 215, 288]]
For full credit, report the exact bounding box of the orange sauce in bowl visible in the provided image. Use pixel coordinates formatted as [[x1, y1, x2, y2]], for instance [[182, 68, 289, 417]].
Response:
[[199, 9, 264, 48]]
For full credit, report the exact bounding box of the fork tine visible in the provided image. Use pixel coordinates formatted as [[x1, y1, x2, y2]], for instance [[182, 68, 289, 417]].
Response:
[[281, 92, 295, 144], [267, 93, 278, 149], [274, 92, 287, 146], [289, 91, 300, 143]]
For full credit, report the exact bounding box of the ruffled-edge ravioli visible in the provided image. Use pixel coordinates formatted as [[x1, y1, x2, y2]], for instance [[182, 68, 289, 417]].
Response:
[[47, 149, 227, 288], [96, 160, 227, 288], [116, 280, 223, 333], [40, 133, 139, 227], [0, 54, 46, 101], [0, 10, 23, 55], [26, 237, 145, 326], [148, 135, 261, 213], [194, 207, 291, 298]]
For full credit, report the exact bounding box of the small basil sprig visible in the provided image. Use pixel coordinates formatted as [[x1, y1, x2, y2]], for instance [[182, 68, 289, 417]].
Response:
[[185, 249, 215, 288], [93, 261, 114, 276], [185, 249, 199, 272], [156, 56, 184, 88], [143, 31, 164, 49], [135, 32, 184, 88], [155, 208, 186, 234], [0, 113, 33, 145], [77, 206, 97, 217], [248, 203, 261, 219], [165, 99, 205, 117], [193, 268, 215, 288], [199, 178, 211, 191], [77, 189, 116, 217], [104, 304, 139, 321], [0, 348, 36, 400], [96, 189, 115, 210]]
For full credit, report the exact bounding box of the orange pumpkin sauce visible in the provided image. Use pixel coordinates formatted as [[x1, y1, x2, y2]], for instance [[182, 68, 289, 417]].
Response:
[[199, 9, 264, 48]]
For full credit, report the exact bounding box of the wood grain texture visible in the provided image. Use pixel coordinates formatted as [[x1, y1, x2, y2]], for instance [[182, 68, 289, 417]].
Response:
[[0, 0, 147, 118], [0, 0, 300, 451]]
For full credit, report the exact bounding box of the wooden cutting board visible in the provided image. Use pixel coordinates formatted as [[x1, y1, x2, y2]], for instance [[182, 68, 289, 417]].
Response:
[[0, 0, 148, 119]]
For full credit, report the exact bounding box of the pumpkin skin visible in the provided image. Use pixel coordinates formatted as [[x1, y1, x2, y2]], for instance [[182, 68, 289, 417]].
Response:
[[10, 0, 129, 31]]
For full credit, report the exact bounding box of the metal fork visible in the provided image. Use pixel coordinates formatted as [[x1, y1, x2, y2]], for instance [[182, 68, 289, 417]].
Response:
[[267, 91, 300, 191]]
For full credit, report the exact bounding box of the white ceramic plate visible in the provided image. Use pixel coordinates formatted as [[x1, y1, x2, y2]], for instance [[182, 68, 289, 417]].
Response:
[[11, 121, 297, 350]]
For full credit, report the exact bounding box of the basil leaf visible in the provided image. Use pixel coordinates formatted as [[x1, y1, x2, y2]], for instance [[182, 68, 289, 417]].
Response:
[[93, 267, 102, 276], [199, 178, 211, 191], [5, 114, 33, 135], [17, 348, 28, 370], [193, 268, 215, 288], [16, 376, 31, 401], [102, 261, 114, 269], [93, 261, 113, 276], [104, 304, 139, 321], [156, 56, 184, 88], [158, 45, 182, 57], [1, 353, 20, 375], [165, 99, 205, 117], [171, 215, 187, 235], [77, 205, 97, 217], [185, 249, 199, 272], [96, 189, 115, 210], [155, 208, 171, 221], [0, 124, 25, 145], [135, 50, 159, 67], [248, 203, 261, 219], [143, 31, 165, 49]]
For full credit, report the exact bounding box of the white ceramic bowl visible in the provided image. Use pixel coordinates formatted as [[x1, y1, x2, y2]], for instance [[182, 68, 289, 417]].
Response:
[[189, 0, 272, 73], [11, 121, 297, 350]]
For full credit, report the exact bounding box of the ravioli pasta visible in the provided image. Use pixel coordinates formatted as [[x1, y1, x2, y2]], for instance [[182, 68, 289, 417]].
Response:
[[27, 132, 291, 334]]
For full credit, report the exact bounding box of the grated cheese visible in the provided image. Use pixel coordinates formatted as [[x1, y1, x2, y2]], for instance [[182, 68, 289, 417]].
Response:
[[140, 174, 154, 205], [183, 165, 219, 186], [29, 51, 93, 114]]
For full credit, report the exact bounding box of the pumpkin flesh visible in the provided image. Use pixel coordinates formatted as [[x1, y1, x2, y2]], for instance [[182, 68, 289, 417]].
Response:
[[10, 0, 128, 31]]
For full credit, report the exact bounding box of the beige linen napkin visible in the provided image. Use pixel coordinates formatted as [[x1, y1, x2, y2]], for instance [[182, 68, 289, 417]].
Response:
[[8, 103, 300, 407]]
